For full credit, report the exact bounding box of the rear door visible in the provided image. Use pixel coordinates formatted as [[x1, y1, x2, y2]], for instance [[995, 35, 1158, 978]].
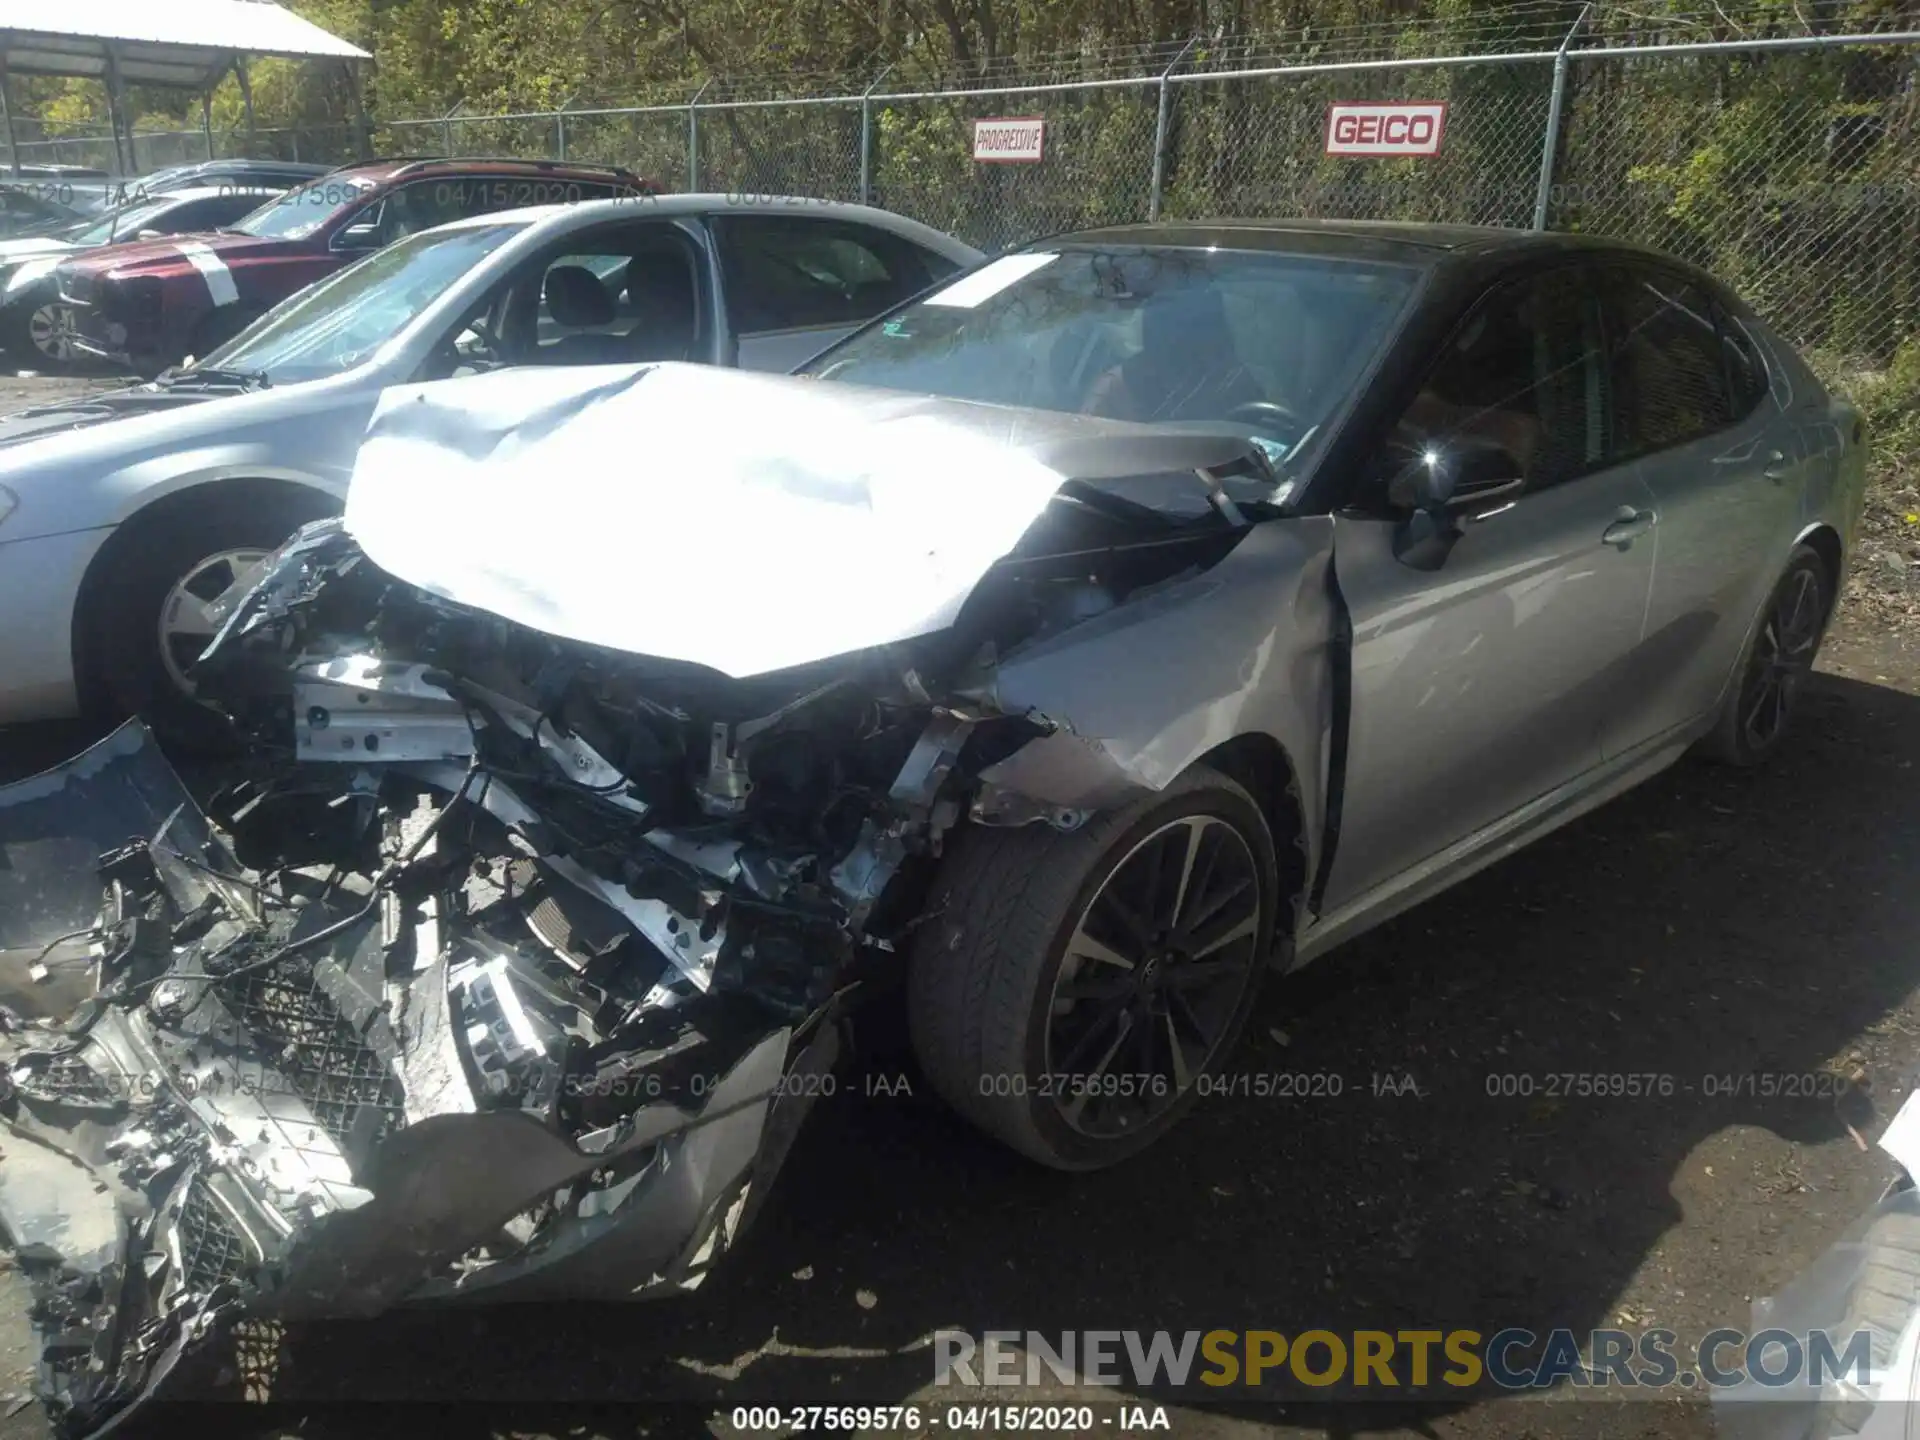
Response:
[[1596, 263, 1808, 753], [710, 213, 965, 371], [1320, 261, 1660, 914]]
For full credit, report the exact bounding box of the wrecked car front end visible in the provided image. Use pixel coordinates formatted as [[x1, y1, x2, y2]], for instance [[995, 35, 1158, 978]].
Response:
[[0, 716, 821, 1435], [0, 362, 1335, 1436]]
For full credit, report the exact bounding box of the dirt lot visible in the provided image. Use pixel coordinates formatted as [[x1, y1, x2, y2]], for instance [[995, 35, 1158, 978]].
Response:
[[1, 372, 1919, 1439]]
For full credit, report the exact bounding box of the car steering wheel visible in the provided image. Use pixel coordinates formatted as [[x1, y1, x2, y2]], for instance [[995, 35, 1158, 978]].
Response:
[[462, 315, 505, 361], [1226, 399, 1308, 452]]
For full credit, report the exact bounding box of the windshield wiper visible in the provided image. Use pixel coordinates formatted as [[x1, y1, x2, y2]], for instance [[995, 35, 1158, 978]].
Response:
[[155, 365, 272, 392]]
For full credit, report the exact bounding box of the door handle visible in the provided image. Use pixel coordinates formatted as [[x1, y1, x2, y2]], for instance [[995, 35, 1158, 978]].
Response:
[[1601, 506, 1657, 545], [1762, 449, 1790, 482]]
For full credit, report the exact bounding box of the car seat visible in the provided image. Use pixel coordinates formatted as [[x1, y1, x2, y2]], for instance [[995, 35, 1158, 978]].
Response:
[[622, 256, 699, 364], [538, 264, 633, 364]]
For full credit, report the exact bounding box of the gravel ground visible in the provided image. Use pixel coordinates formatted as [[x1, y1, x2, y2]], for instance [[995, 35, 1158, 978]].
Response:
[[0, 373, 122, 411], [2, 374, 1919, 1439]]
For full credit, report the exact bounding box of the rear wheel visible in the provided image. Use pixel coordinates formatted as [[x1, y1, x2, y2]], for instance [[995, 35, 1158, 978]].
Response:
[[907, 766, 1281, 1171], [1700, 544, 1831, 767], [77, 490, 333, 750]]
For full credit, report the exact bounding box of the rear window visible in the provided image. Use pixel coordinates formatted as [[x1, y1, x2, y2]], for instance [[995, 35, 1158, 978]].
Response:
[[714, 215, 958, 332], [1601, 266, 1739, 459]]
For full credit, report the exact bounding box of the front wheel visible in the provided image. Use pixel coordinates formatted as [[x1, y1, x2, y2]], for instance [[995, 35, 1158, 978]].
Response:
[[1699, 544, 1831, 767], [2, 286, 84, 373], [77, 491, 334, 750], [907, 765, 1281, 1171]]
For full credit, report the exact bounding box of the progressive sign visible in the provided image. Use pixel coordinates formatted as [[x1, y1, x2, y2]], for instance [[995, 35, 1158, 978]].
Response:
[[1324, 102, 1448, 157], [973, 117, 1046, 163]]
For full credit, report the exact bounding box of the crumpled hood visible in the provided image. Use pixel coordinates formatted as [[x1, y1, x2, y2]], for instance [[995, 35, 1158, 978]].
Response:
[[344, 363, 1256, 678]]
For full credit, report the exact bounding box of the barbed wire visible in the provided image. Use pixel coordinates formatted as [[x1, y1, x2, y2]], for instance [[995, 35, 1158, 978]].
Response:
[[10, 0, 1917, 136]]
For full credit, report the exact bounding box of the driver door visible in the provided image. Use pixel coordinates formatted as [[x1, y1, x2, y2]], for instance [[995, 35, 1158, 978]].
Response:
[[420, 219, 709, 379], [1318, 262, 1660, 918]]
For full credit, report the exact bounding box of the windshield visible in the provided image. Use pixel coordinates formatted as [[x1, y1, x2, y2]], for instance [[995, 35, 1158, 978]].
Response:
[[199, 221, 527, 384], [73, 197, 183, 246], [234, 176, 378, 241], [803, 246, 1419, 474]]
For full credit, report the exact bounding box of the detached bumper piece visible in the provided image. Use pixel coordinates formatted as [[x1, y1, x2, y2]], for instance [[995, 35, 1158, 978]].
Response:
[[0, 722, 825, 1439]]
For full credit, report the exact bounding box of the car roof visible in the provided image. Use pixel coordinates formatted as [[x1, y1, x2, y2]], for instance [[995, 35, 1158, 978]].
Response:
[[1040, 218, 1651, 265], [147, 160, 325, 180], [324, 157, 646, 188], [434, 193, 984, 260]]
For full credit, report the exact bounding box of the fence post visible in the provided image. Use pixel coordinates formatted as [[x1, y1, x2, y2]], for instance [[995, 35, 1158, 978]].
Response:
[[0, 70, 18, 179], [859, 65, 894, 205], [1149, 39, 1197, 222], [441, 101, 464, 157], [235, 57, 256, 158], [687, 80, 712, 190], [1532, 4, 1590, 231], [556, 95, 573, 160]]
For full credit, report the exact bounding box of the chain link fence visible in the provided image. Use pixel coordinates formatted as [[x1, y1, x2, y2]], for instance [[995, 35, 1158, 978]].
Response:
[[9, 26, 1917, 363], [1164, 64, 1554, 226], [872, 83, 1161, 245], [1552, 48, 1920, 364]]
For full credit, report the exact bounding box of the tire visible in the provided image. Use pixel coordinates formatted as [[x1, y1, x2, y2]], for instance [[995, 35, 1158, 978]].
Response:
[[1699, 544, 1832, 767], [76, 489, 334, 751], [1, 285, 84, 374], [907, 765, 1282, 1171]]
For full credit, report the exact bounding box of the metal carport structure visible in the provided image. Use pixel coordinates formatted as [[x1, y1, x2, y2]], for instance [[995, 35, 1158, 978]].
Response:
[[0, 0, 370, 177]]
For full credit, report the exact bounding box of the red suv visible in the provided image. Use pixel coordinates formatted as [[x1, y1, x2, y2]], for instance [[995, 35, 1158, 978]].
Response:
[[57, 157, 654, 374]]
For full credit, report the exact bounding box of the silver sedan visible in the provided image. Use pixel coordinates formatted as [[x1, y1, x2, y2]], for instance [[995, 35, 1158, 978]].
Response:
[[0, 195, 980, 742], [0, 220, 1866, 1438]]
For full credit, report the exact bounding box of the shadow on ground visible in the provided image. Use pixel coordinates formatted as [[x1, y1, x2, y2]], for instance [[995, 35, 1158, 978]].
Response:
[[7, 668, 1917, 1439]]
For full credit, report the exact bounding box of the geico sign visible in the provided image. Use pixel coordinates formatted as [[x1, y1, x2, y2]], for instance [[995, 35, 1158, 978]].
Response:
[[1324, 103, 1448, 157]]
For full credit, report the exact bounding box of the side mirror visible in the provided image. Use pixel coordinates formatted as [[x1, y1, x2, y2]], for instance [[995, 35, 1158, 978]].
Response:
[[1387, 436, 1526, 570], [134, 228, 162, 241], [334, 221, 382, 251], [1388, 435, 1526, 514]]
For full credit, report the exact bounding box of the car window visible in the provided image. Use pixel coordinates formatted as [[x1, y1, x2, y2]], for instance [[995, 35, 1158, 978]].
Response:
[[1601, 265, 1737, 460], [235, 177, 380, 241], [1378, 267, 1604, 497], [150, 194, 261, 233], [806, 247, 1419, 488], [1714, 299, 1771, 420], [715, 215, 958, 333], [201, 221, 529, 384], [73, 197, 186, 245], [0, 187, 63, 222], [499, 224, 701, 367]]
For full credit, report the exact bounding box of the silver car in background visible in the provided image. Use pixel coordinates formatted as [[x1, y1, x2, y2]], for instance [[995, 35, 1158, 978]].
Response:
[[0, 195, 980, 743]]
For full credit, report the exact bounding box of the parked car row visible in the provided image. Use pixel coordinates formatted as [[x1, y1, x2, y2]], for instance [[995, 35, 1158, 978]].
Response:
[[0, 158, 330, 227], [0, 186, 286, 367], [0, 163, 1870, 1440]]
